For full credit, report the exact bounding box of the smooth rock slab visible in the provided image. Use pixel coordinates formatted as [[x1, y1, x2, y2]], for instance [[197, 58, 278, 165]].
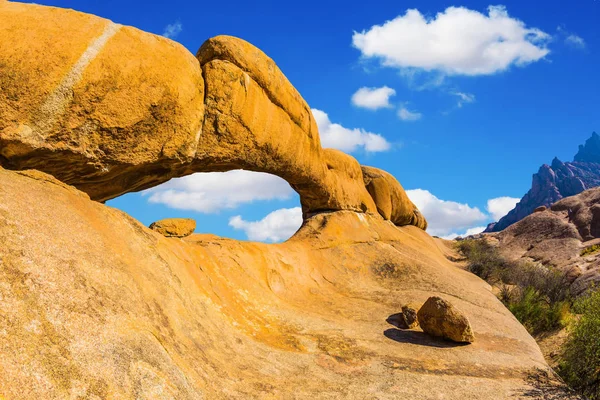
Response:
[[150, 218, 196, 237], [417, 296, 475, 343]]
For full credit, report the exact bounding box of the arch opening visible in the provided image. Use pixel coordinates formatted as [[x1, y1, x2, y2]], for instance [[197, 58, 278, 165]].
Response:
[[106, 169, 303, 243]]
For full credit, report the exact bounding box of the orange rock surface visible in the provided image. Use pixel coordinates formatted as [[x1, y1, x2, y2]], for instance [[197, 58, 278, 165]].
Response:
[[0, 2, 424, 229], [0, 167, 551, 398], [0, 2, 563, 398]]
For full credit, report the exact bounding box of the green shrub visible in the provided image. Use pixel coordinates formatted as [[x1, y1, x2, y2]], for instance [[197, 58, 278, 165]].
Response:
[[503, 262, 571, 304], [456, 239, 508, 282], [507, 287, 570, 335], [581, 244, 600, 257], [457, 238, 572, 335], [559, 288, 600, 399]]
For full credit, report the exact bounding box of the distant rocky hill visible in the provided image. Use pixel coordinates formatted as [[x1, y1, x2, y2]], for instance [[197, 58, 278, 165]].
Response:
[[481, 186, 600, 295], [485, 132, 600, 232]]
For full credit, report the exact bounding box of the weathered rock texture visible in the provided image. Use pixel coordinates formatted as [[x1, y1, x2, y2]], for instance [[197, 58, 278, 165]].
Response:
[[0, 2, 562, 398], [0, 2, 205, 200], [0, 167, 552, 398], [417, 297, 475, 343], [486, 132, 600, 232], [0, 1, 423, 228], [401, 304, 419, 329], [150, 218, 196, 238], [484, 187, 600, 294], [361, 166, 426, 230]]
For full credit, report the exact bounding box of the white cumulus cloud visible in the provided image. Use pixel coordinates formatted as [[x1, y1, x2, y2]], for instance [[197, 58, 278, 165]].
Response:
[[229, 207, 303, 242], [397, 106, 422, 121], [441, 226, 487, 240], [145, 170, 294, 213], [351, 86, 396, 110], [487, 196, 520, 221], [407, 189, 488, 237], [312, 109, 391, 153], [162, 21, 183, 39], [352, 5, 550, 76]]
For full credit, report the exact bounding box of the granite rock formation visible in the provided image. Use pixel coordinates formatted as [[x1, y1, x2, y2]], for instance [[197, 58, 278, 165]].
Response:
[[0, 166, 553, 398], [485, 187, 600, 294], [0, 2, 562, 398], [0, 1, 424, 227], [486, 132, 600, 232]]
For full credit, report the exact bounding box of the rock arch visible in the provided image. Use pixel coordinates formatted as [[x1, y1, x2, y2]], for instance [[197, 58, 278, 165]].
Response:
[[0, 2, 426, 230]]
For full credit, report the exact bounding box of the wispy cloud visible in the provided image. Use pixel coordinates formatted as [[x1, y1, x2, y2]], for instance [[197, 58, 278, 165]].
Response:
[[557, 26, 586, 50], [397, 105, 422, 121], [565, 34, 586, 49], [452, 91, 476, 108], [162, 21, 183, 39]]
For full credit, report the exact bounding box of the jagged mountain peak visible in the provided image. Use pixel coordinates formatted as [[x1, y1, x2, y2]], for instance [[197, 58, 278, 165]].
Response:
[[574, 131, 600, 163], [486, 133, 600, 232]]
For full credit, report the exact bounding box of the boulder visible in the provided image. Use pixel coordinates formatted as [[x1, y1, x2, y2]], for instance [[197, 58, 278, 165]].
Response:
[[361, 165, 427, 229], [534, 206, 547, 213], [401, 304, 419, 329], [150, 218, 196, 237], [417, 296, 475, 343]]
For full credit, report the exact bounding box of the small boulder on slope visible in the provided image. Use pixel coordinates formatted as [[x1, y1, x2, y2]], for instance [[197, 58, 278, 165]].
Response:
[[150, 218, 196, 238], [401, 304, 419, 329], [417, 296, 475, 343]]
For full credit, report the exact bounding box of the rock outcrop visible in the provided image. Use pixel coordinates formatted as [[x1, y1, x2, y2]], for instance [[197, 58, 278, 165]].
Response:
[[485, 187, 600, 294], [485, 132, 600, 232], [0, 167, 552, 398], [150, 218, 196, 238], [0, 2, 561, 398], [417, 297, 475, 343], [0, 1, 423, 227]]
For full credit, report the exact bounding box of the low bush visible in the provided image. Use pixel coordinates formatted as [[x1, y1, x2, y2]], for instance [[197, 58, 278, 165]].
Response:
[[581, 244, 600, 257], [456, 239, 571, 334], [559, 288, 600, 399], [507, 287, 570, 335], [456, 239, 508, 282]]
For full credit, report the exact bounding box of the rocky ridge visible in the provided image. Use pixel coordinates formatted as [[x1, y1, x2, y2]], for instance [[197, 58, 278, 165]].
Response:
[[486, 132, 600, 232], [477, 187, 600, 294]]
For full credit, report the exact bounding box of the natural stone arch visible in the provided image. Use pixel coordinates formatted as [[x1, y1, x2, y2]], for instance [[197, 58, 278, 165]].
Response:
[[0, 2, 426, 230]]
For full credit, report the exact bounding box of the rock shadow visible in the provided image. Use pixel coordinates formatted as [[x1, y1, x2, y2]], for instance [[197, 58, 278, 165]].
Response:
[[386, 313, 408, 329], [383, 328, 467, 349]]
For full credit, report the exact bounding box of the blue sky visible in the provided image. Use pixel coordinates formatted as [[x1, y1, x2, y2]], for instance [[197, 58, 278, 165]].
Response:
[[24, 0, 600, 240]]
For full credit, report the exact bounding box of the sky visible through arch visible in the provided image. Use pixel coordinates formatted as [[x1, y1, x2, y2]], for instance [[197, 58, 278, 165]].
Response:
[[24, 0, 600, 241]]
